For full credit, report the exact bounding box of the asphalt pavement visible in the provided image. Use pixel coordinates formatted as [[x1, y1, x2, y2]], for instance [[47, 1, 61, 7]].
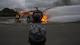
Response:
[[0, 22, 80, 45]]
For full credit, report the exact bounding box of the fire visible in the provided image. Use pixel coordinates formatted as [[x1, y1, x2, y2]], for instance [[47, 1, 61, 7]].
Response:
[[25, 12, 31, 17], [16, 14, 20, 18], [41, 14, 48, 24], [15, 9, 48, 24], [19, 10, 24, 17]]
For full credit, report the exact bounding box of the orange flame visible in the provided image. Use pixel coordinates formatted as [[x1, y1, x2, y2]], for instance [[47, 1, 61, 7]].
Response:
[[19, 10, 24, 17], [25, 12, 31, 17], [41, 14, 48, 24], [16, 14, 20, 18]]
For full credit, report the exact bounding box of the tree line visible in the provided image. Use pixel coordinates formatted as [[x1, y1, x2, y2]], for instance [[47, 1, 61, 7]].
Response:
[[0, 8, 18, 17]]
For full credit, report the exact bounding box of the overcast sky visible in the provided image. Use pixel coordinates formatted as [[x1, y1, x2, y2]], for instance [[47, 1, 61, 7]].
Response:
[[0, 0, 80, 10], [0, 0, 56, 10]]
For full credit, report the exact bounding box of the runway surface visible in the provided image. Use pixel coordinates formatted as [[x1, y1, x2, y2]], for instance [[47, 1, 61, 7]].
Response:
[[0, 17, 80, 45]]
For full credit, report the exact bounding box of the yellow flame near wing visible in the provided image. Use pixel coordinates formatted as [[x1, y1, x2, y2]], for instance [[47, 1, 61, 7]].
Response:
[[41, 14, 48, 24]]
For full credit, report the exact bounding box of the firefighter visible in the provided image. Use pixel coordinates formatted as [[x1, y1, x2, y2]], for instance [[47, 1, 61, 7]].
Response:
[[28, 7, 46, 45]]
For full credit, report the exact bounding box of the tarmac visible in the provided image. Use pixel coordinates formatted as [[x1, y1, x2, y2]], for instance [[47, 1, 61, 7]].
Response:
[[0, 17, 80, 45]]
